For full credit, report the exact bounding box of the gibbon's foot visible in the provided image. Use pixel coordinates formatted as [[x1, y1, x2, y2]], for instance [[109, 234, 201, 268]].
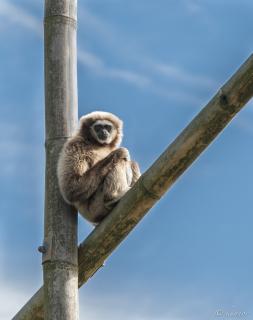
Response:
[[104, 187, 131, 210], [104, 198, 120, 210]]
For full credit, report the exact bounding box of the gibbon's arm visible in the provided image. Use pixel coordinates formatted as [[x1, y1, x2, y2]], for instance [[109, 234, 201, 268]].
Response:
[[76, 149, 137, 201], [69, 151, 118, 202]]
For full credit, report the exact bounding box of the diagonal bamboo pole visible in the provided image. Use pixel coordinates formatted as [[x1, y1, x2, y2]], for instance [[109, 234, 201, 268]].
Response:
[[13, 54, 253, 320], [42, 0, 78, 319]]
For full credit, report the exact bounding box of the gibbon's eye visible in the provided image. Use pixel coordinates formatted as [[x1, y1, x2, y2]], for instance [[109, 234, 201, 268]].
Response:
[[104, 125, 112, 132], [94, 124, 102, 131]]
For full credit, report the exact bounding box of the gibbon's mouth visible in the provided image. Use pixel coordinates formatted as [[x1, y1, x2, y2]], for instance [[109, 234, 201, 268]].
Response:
[[97, 134, 111, 145]]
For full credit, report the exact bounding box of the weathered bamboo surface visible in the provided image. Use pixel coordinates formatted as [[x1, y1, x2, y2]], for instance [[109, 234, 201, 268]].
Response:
[[43, 0, 78, 319], [13, 54, 253, 320]]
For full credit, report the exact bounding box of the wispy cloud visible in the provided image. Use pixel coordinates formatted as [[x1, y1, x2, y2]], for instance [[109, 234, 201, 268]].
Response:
[[78, 49, 151, 88], [0, 0, 42, 35], [147, 61, 216, 89], [78, 49, 204, 104], [0, 1, 152, 90], [77, 4, 217, 102], [0, 1, 215, 104]]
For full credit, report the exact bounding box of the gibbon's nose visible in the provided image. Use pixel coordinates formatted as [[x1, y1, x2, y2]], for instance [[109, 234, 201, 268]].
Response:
[[98, 129, 108, 140]]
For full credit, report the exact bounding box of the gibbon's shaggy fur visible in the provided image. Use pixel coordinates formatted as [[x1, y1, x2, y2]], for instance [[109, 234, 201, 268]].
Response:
[[57, 111, 141, 224]]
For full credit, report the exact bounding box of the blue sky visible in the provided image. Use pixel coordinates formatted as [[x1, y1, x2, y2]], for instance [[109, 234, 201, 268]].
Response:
[[0, 0, 253, 319]]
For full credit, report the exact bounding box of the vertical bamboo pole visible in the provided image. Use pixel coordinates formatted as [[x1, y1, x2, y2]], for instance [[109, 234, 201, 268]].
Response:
[[43, 1, 78, 319]]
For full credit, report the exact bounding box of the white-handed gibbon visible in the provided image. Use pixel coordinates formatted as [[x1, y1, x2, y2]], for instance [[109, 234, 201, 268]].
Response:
[[57, 111, 141, 224]]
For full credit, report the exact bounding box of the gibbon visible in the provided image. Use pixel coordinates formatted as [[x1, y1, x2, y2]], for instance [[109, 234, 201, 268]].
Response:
[[57, 111, 141, 224]]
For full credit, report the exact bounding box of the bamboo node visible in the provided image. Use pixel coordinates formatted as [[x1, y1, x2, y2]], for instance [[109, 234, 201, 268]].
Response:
[[139, 179, 161, 200]]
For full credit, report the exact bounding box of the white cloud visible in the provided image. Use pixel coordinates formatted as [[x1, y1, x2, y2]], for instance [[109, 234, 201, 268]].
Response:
[[0, 0, 42, 35], [0, 1, 213, 103], [0, 1, 151, 90], [148, 62, 216, 89], [79, 5, 215, 82], [78, 49, 151, 88], [149, 85, 204, 105], [78, 49, 203, 104], [78, 5, 216, 98], [108, 68, 151, 87], [78, 50, 104, 70]]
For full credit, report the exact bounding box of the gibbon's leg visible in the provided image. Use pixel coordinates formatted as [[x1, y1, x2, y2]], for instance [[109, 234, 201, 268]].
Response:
[[70, 148, 127, 203], [80, 159, 141, 225], [103, 158, 133, 210], [77, 156, 131, 224], [79, 159, 130, 224]]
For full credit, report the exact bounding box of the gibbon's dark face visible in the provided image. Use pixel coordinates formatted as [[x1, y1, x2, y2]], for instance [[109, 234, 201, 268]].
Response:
[[91, 119, 117, 144]]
